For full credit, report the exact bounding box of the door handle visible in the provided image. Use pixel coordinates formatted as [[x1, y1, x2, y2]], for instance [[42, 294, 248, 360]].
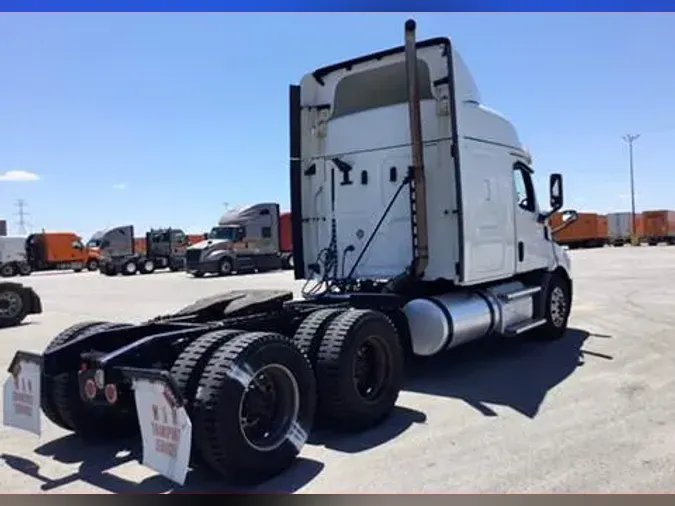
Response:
[[518, 241, 524, 262]]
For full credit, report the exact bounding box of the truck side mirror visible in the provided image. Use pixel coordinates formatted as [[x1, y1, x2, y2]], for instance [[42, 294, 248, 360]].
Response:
[[549, 173, 563, 211]]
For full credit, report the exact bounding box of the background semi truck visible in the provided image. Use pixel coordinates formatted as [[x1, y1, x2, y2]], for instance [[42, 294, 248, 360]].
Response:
[[1, 232, 100, 277], [3, 20, 577, 487], [185, 203, 293, 277], [97, 225, 190, 276], [551, 212, 607, 249]]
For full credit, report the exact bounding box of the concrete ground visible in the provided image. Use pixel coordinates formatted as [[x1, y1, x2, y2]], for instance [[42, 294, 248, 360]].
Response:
[[1, 246, 674, 493]]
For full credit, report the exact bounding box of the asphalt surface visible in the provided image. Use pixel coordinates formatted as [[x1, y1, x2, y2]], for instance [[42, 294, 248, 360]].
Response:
[[1, 246, 674, 493]]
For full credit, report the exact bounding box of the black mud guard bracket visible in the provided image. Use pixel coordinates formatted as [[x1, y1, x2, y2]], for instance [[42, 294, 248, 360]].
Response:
[[172, 290, 294, 320], [118, 367, 186, 407]]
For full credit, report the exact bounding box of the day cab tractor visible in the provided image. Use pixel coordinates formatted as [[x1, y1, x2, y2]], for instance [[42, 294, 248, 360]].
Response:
[[3, 20, 578, 487], [97, 225, 190, 276]]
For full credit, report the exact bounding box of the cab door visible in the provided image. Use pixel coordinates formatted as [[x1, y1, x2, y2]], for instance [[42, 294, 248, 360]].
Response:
[[512, 161, 554, 273]]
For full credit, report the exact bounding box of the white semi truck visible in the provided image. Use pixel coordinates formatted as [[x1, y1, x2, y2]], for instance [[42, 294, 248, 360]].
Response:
[[3, 19, 577, 487]]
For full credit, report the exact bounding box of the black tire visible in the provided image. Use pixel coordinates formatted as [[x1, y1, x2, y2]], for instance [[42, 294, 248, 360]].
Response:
[[49, 322, 138, 439], [170, 329, 247, 467], [292, 308, 347, 364], [314, 309, 404, 432], [218, 257, 234, 276], [139, 259, 155, 275], [101, 263, 117, 276], [18, 263, 32, 276], [531, 273, 572, 341], [1, 263, 17, 278], [0, 283, 30, 328], [86, 259, 99, 271], [192, 332, 316, 485], [122, 260, 138, 276], [40, 321, 113, 430]]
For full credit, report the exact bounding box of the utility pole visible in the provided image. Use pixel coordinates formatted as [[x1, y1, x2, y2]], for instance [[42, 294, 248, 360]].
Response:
[[622, 134, 640, 245], [14, 199, 31, 235]]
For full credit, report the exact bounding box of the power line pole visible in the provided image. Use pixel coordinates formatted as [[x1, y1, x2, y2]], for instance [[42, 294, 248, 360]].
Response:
[[14, 199, 31, 235], [622, 134, 640, 245]]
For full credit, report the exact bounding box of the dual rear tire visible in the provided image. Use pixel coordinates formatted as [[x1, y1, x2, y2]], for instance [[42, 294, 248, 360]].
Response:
[[167, 308, 404, 484], [40, 321, 139, 440], [169, 329, 316, 484], [38, 308, 405, 485]]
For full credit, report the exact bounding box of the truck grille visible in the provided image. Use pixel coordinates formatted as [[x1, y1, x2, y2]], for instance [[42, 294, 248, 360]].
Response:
[[185, 249, 202, 268]]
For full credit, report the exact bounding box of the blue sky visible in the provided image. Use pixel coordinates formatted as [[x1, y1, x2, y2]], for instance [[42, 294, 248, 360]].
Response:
[[1, 14, 674, 240]]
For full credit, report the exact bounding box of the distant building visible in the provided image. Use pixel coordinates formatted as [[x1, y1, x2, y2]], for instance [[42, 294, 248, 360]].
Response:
[[0, 219, 6, 236]]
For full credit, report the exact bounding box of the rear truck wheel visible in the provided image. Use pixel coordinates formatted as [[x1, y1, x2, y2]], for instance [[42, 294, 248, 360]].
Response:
[[170, 329, 247, 467], [139, 259, 155, 275], [40, 321, 110, 429], [531, 273, 572, 341], [122, 260, 138, 276], [1, 263, 17, 278], [292, 308, 347, 364], [86, 259, 99, 271], [18, 263, 32, 276], [0, 283, 30, 328], [192, 332, 316, 485], [48, 322, 139, 439], [218, 257, 234, 276], [314, 309, 404, 432]]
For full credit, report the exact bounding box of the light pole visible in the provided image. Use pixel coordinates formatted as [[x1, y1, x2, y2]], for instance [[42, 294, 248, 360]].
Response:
[[622, 134, 640, 245]]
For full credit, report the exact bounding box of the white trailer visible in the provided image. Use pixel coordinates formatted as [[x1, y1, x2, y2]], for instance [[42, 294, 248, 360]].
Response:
[[607, 212, 633, 246]]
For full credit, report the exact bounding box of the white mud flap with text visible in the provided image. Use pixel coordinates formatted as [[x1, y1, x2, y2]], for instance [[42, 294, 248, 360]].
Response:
[[2, 355, 42, 436], [132, 377, 192, 486]]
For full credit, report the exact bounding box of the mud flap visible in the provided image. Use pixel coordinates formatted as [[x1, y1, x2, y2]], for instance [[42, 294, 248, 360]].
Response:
[[2, 351, 42, 435], [120, 367, 192, 486]]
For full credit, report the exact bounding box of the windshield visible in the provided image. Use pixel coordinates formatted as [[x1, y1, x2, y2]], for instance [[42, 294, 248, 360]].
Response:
[[208, 226, 239, 240], [87, 239, 101, 248]]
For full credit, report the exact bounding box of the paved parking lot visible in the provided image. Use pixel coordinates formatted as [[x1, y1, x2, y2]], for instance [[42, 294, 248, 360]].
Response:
[[1, 246, 675, 493]]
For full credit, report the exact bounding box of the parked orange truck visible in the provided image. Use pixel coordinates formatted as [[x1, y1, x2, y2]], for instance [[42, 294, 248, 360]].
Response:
[[550, 212, 608, 249], [642, 210, 675, 246], [23, 232, 100, 274]]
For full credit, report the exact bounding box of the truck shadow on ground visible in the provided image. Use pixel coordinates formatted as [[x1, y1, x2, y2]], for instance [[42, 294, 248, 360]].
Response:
[[405, 327, 612, 418], [1, 439, 324, 493], [0, 326, 611, 493]]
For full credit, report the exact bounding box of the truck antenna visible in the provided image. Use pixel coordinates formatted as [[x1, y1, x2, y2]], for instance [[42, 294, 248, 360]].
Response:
[[404, 19, 430, 278]]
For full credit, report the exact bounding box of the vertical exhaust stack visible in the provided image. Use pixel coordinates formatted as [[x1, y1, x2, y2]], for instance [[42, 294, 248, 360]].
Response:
[[404, 19, 430, 278]]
